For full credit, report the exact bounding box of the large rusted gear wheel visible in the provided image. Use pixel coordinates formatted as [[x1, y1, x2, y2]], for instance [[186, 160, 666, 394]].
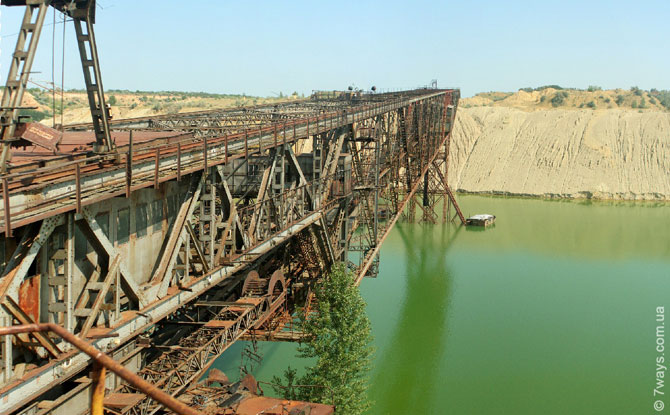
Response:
[[241, 269, 285, 300], [267, 269, 286, 300]]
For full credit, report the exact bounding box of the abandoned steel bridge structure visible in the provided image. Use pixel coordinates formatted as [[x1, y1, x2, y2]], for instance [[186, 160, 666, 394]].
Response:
[[0, 1, 466, 414]]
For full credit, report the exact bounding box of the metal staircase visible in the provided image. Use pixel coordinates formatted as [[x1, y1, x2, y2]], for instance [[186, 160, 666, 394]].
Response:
[[72, 12, 114, 152]]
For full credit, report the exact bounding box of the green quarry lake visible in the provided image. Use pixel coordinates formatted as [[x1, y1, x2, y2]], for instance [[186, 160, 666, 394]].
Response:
[[213, 195, 670, 414]]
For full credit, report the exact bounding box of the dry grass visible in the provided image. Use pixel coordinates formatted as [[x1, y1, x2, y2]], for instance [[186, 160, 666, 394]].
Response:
[[20, 89, 296, 126], [461, 87, 668, 112]]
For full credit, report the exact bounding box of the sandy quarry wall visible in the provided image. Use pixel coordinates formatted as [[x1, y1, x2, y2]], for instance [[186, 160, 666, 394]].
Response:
[[448, 107, 670, 200]]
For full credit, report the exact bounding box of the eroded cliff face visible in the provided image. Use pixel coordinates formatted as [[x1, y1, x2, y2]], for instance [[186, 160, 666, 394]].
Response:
[[448, 107, 670, 200]]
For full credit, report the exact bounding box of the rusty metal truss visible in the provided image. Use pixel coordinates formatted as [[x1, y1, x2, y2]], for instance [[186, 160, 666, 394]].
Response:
[[0, 87, 465, 415]]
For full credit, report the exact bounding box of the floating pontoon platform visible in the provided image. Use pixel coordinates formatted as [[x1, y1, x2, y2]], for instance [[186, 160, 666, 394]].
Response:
[[466, 214, 496, 227]]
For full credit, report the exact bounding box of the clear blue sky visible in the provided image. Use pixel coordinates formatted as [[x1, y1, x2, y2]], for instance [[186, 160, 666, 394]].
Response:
[[1, 0, 668, 97]]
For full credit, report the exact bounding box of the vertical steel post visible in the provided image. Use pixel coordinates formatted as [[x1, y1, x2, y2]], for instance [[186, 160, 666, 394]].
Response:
[[244, 130, 248, 159], [1, 314, 11, 383], [442, 97, 448, 223], [65, 213, 74, 333], [203, 136, 208, 174], [2, 178, 11, 237], [154, 148, 160, 189], [75, 164, 82, 213], [114, 261, 120, 322], [125, 131, 133, 197], [423, 172, 429, 207], [274, 124, 278, 148], [90, 362, 106, 415], [184, 230, 190, 282], [279, 146, 286, 225], [177, 142, 182, 182], [373, 118, 380, 245]]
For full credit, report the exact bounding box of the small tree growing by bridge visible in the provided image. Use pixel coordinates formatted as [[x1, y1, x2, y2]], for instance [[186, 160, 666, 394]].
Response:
[[272, 263, 374, 414]]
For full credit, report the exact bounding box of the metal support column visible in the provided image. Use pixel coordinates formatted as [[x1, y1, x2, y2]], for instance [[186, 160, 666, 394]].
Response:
[[272, 146, 286, 227], [312, 135, 323, 209], [90, 362, 106, 415], [1, 313, 11, 383], [0, 2, 50, 172], [373, 128, 380, 245], [199, 174, 217, 269], [65, 213, 74, 333]]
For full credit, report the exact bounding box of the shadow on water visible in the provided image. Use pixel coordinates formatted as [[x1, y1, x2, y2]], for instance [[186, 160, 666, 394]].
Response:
[[369, 223, 461, 414]]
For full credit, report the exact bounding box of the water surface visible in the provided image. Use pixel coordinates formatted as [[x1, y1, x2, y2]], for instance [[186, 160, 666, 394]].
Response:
[[214, 195, 670, 414]]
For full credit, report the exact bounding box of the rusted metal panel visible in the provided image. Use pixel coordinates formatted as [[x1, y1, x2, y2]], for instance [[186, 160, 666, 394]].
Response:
[[8, 131, 184, 167], [14, 123, 63, 152], [238, 297, 264, 306], [103, 392, 144, 409], [179, 376, 335, 415], [236, 397, 335, 415], [204, 368, 229, 386], [203, 320, 236, 329], [18, 275, 40, 323]]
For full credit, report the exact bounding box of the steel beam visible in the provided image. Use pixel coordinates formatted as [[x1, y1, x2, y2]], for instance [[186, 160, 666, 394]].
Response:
[[79, 208, 147, 308]]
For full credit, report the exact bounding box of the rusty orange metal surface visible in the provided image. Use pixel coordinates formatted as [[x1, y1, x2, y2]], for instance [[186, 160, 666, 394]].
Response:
[[204, 320, 236, 329], [18, 274, 40, 323], [90, 363, 106, 415], [103, 393, 145, 410], [235, 396, 335, 415], [14, 123, 62, 152], [238, 297, 264, 306], [204, 368, 229, 386], [9, 130, 184, 167]]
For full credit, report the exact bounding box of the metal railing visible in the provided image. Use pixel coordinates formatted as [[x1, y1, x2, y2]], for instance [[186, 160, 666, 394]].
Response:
[[0, 94, 439, 236]]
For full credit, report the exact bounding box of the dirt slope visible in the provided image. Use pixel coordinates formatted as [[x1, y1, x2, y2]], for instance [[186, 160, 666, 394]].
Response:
[[23, 89, 290, 125], [22, 85, 670, 200], [449, 106, 670, 200]]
